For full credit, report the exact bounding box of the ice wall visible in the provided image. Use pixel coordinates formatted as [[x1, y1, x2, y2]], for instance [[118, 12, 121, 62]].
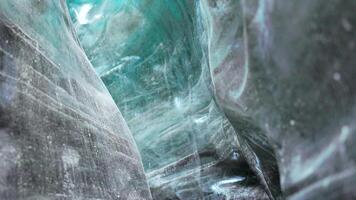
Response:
[[67, 0, 272, 199], [0, 0, 151, 199], [201, 0, 356, 199]]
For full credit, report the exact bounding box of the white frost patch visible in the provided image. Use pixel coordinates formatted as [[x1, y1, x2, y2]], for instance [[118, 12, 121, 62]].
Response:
[[174, 97, 183, 110], [231, 151, 240, 160], [333, 72, 341, 81], [211, 176, 246, 196], [340, 125, 350, 143], [75, 4, 102, 25], [194, 115, 209, 124], [62, 148, 80, 167]]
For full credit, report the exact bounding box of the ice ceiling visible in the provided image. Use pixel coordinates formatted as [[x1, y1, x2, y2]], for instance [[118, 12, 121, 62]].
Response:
[[1, 0, 355, 199]]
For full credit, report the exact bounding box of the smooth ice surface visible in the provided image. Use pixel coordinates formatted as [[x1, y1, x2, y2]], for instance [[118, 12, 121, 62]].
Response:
[[67, 0, 272, 199], [0, 0, 151, 199], [201, 0, 356, 199]]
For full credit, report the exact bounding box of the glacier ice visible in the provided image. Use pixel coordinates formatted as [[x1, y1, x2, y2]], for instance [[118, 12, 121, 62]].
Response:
[[67, 0, 277, 199], [202, 0, 356, 199], [1, 0, 356, 199], [0, 0, 151, 199], [67, 0, 356, 199]]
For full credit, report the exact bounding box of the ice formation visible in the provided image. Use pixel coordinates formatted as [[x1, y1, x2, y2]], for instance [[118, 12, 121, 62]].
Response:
[[1, 0, 356, 199], [0, 0, 151, 199]]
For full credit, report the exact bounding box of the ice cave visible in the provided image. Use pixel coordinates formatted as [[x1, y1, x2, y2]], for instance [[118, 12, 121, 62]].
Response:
[[0, 0, 356, 199]]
